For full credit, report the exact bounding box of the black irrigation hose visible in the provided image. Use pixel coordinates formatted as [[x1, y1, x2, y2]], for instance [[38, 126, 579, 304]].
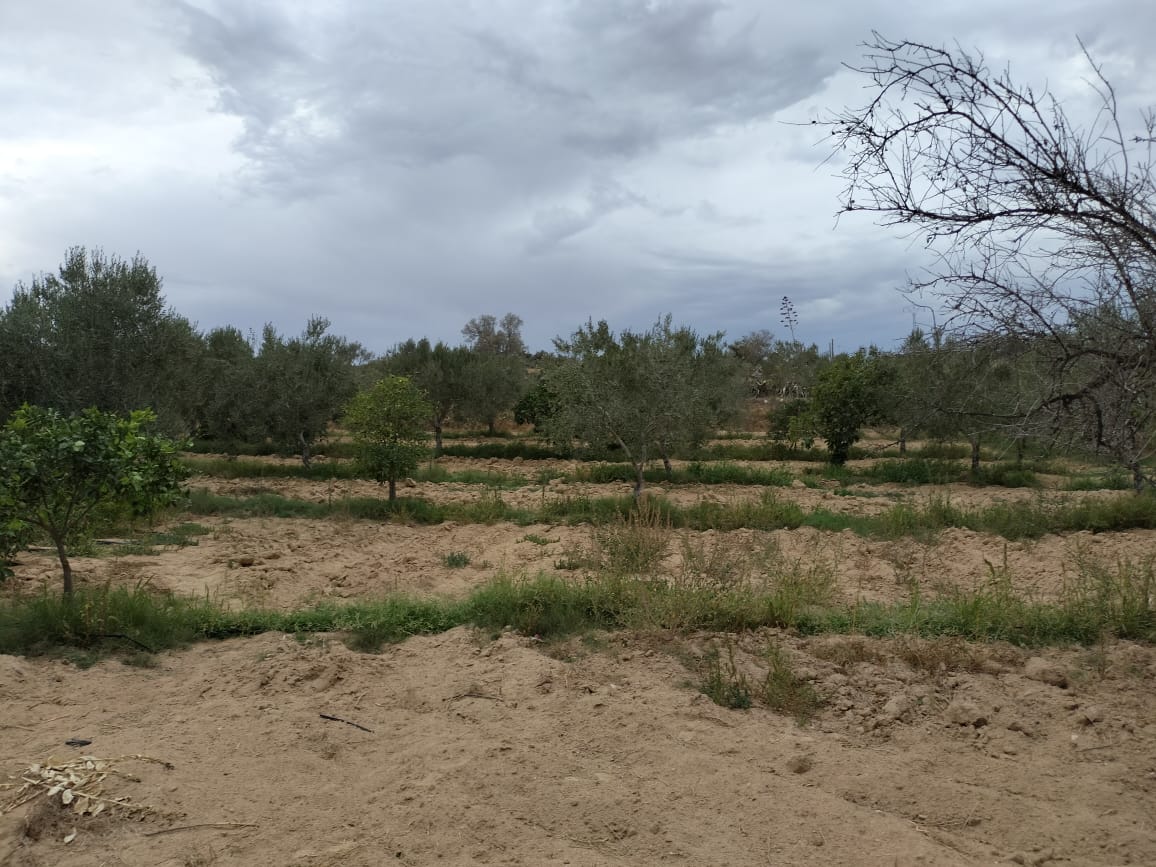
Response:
[[91, 632, 156, 653]]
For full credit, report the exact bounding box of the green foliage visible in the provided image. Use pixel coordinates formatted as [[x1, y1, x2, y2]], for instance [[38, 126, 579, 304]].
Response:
[[862, 459, 1038, 488], [698, 642, 753, 709], [0, 407, 187, 594], [345, 376, 432, 501], [458, 351, 526, 435], [461, 312, 526, 357], [254, 317, 365, 466], [972, 463, 1039, 488], [193, 325, 263, 446], [380, 339, 473, 454], [573, 461, 793, 487], [182, 456, 360, 480], [810, 352, 890, 465], [438, 441, 567, 460], [547, 316, 743, 497], [1, 550, 1151, 662], [114, 523, 210, 556], [0, 515, 32, 580], [441, 551, 472, 568], [454, 313, 529, 436], [760, 643, 822, 723], [1063, 471, 1133, 491], [862, 458, 961, 485], [767, 397, 814, 448], [513, 378, 562, 430], [0, 247, 202, 433], [587, 498, 670, 576]]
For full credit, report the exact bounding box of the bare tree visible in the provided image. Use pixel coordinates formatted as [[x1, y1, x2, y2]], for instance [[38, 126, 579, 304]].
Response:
[[828, 34, 1156, 489]]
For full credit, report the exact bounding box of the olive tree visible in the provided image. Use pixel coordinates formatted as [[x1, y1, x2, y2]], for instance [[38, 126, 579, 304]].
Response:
[[344, 377, 432, 501], [459, 313, 527, 435], [830, 35, 1156, 489], [0, 247, 202, 432], [462, 313, 526, 356], [254, 318, 365, 466], [547, 317, 741, 498], [459, 352, 526, 436], [382, 339, 472, 454], [194, 326, 263, 448], [0, 407, 187, 595], [892, 331, 1029, 471]]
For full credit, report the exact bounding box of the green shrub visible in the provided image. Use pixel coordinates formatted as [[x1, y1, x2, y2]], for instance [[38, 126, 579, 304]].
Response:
[[760, 643, 822, 723], [698, 642, 753, 709], [442, 551, 471, 568]]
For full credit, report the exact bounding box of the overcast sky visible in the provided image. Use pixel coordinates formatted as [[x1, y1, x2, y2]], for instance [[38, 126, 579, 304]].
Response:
[[3, 1, 1154, 356]]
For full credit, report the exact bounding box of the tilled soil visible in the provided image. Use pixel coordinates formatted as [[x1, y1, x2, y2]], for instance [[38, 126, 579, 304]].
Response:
[[2, 630, 1154, 866], [3, 473, 1155, 865]]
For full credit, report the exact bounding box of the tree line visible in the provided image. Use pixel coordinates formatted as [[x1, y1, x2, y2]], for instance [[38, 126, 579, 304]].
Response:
[[5, 32, 1156, 494], [2, 245, 1153, 492]]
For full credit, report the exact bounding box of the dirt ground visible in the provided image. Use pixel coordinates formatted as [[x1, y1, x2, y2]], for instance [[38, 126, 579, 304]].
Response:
[[3, 478, 1156, 865]]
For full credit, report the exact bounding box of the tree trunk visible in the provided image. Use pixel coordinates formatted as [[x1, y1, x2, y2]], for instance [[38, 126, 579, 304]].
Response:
[[632, 463, 645, 502], [434, 419, 444, 456], [299, 431, 312, 468], [388, 478, 397, 501], [53, 533, 73, 596], [1015, 437, 1025, 467], [969, 436, 981, 474], [487, 418, 497, 437], [898, 429, 907, 456], [1131, 460, 1145, 494]]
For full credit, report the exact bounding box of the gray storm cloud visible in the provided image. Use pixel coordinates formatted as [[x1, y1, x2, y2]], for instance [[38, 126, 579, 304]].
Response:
[[2, 0, 1153, 353]]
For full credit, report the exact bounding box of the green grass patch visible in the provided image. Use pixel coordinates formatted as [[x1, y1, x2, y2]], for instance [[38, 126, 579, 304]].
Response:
[[2, 549, 1152, 663], [1062, 471, 1134, 491], [697, 642, 753, 709], [186, 486, 1156, 542], [186, 440, 357, 460], [572, 461, 794, 487], [442, 551, 471, 568], [184, 457, 528, 489], [438, 442, 568, 460], [183, 457, 361, 480], [760, 643, 823, 723]]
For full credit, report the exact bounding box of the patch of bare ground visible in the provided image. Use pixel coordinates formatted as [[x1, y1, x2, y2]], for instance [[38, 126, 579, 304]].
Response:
[[6, 509, 1156, 610], [2, 631, 1154, 866], [3, 520, 589, 610], [189, 472, 1132, 518]]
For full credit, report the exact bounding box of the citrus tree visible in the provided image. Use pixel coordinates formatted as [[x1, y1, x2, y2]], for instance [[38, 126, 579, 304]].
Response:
[[809, 352, 890, 465], [345, 377, 432, 501], [0, 406, 187, 595]]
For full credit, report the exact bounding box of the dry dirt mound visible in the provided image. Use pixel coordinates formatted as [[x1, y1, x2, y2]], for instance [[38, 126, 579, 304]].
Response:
[[3, 632, 1154, 866], [8, 512, 1156, 611]]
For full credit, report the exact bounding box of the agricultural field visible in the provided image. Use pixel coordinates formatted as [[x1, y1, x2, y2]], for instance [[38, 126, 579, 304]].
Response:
[[2, 433, 1155, 867]]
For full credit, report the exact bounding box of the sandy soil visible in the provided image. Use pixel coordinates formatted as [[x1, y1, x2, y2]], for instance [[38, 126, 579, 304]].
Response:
[[4, 476, 1156, 865], [6, 511, 1156, 611], [3, 630, 1155, 866]]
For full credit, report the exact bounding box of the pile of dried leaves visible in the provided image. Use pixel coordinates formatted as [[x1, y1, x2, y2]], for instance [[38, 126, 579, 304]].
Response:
[[2, 754, 172, 843]]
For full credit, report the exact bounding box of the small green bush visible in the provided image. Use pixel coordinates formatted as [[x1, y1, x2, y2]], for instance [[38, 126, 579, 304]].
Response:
[[698, 642, 753, 710], [442, 551, 471, 568], [760, 643, 822, 723]]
